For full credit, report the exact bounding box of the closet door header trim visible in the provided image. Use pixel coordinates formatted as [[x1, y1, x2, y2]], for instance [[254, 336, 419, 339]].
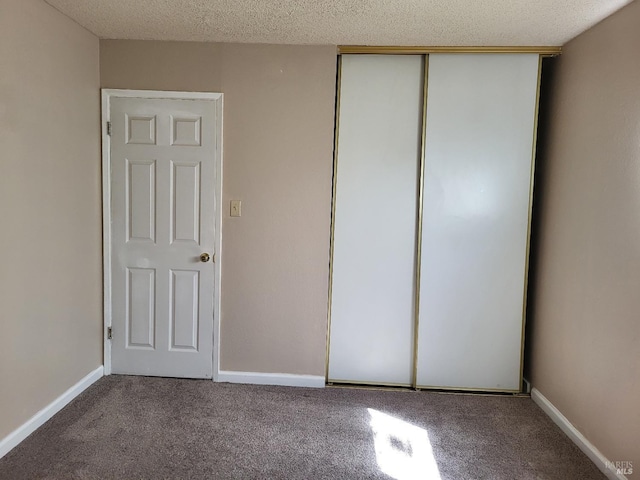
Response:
[[337, 46, 561, 56]]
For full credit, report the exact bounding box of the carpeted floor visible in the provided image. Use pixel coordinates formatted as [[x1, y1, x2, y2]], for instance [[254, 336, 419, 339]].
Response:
[[0, 376, 604, 479]]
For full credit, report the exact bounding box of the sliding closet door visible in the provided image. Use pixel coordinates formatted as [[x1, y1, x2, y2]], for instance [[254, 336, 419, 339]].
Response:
[[416, 54, 539, 391], [328, 55, 423, 385]]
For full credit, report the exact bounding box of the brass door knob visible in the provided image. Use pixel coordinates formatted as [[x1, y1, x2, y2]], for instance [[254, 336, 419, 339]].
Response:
[[200, 253, 211, 263]]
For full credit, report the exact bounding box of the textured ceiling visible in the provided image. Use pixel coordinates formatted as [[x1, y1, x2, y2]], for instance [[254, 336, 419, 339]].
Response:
[[45, 0, 632, 46]]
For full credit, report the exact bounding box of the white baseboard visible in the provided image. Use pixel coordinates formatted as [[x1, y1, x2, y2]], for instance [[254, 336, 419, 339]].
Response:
[[0, 365, 104, 460], [531, 388, 628, 480], [217, 370, 325, 388]]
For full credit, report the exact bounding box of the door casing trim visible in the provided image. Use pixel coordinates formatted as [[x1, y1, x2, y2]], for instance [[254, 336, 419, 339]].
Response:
[[101, 89, 224, 380]]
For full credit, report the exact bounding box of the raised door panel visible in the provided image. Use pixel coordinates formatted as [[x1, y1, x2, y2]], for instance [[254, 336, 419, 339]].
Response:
[[171, 116, 202, 146], [126, 267, 156, 349], [171, 161, 201, 245], [126, 159, 156, 243], [126, 114, 156, 145], [170, 269, 200, 351]]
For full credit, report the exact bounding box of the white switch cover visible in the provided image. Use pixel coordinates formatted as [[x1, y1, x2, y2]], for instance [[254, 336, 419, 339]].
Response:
[[230, 200, 242, 217]]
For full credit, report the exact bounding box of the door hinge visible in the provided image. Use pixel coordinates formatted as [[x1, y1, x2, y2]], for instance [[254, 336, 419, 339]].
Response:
[[106, 121, 112, 136], [107, 327, 113, 340]]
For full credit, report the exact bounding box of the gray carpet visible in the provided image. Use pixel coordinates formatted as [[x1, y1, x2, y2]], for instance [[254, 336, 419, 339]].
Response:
[[0, 376, 604, 480]]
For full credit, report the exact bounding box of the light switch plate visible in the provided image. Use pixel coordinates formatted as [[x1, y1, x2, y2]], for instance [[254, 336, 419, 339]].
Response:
[[230, 200, 241, 217]]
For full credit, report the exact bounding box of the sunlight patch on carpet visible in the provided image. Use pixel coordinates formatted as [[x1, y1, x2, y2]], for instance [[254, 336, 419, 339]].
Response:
[[368, 408, 441, 480]]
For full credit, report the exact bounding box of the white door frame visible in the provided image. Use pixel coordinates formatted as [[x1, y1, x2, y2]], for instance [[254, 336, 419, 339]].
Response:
[[101, 89, 223, 380]]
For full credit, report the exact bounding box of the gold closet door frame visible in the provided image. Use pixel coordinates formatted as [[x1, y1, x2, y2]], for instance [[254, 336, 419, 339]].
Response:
[[325, 51, 547, 393], [324, 54, 342, 385]]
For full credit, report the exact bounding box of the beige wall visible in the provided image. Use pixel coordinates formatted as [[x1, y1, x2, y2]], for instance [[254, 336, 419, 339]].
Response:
[[101, 40, 337, 375], [0, 0, 102, 439], [529, 0, 640, 469]]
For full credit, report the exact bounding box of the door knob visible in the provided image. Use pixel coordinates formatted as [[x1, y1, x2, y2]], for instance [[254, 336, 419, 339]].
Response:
[[200, 253, 211, 263]]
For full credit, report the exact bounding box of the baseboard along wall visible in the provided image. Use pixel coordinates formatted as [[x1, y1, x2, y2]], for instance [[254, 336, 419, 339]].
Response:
[[0, 365, 104, 460], [531, 388, 629, 480], [217, 370, 325, 388]]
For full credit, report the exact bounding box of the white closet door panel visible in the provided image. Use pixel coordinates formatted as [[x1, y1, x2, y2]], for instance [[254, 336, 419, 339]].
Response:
[[417, 54, 539, 390], [328, 55, 423, 385]]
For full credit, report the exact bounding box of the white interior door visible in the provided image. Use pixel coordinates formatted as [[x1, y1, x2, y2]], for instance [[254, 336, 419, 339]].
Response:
[[107, 93, 222, 378], [328, 55, 424, 386], [416, 54, 539, 391]]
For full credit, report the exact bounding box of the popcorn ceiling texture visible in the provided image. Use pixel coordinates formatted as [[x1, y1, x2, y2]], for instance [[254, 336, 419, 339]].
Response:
[[45, 0, 631, 46]]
